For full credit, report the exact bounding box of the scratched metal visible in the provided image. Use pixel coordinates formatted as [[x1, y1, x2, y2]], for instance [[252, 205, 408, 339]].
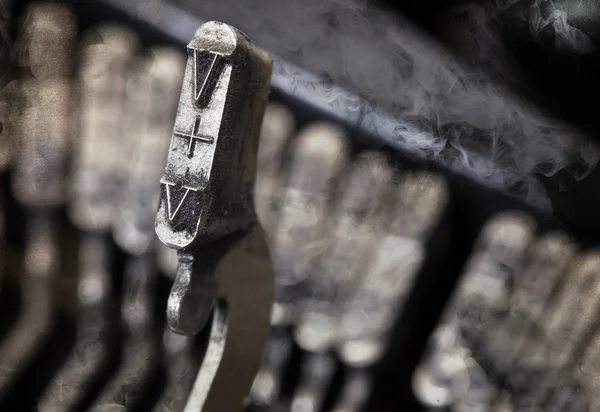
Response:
[[181, 224, 273, 412], [70, 24, 139, 232], [155, 21, 272, 338], [293, 152, 392, 354], [91, 254, 158, 411], [335, 172, 448, 368], [155, 21, 272, 250], [289, 352, 336, 412], [152, 327, 197, 412], [37, 233, 112, 412], [413, 212, 535, 410], [0, 213, 57, 400], [113, 47, 185, 255], [167, 239, 229, 336]]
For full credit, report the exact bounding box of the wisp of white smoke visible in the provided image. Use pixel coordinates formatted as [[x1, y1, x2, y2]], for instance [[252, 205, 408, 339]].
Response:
[[192, 0, 599, 211]]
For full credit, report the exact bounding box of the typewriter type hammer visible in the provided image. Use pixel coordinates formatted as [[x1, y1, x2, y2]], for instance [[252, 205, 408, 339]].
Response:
[[155, 21, 274, 412]]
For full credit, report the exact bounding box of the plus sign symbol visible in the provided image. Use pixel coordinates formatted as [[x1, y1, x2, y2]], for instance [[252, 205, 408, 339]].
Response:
[[174, 116, 215, 158]]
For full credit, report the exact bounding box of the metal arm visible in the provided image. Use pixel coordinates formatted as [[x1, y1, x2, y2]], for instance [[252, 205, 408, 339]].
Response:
[[155, 21, 274, 412]]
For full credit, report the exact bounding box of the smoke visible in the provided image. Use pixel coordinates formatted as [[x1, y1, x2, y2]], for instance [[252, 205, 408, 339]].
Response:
[[527, 0, 595, 53], [180, 0, 600, 210]]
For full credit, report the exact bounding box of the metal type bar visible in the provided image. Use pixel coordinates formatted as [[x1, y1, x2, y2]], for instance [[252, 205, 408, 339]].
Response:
[[155, 21, 272, 336]]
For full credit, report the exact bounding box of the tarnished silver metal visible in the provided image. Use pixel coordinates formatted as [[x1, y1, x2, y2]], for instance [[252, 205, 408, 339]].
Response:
[[166, 236, 230, 336], [91, 254, 158, 411], [70, 24, 139, 232], [290, 352, 336, 412], [113, 47, 185, 255], [155, 21, 272, 249], [155, 21, 272, 337], [248, 327, 293, 408], [152, 328, 197, 412], [155, 245, 196, 411], [0, 212, 57, 400], [37, 234, 112, 412], [181, 224, 273, 412], [151, 21, 274, 411], [294, 152, 392, 354], [336, 172, 448, 368], [413, 212, 535, 410]]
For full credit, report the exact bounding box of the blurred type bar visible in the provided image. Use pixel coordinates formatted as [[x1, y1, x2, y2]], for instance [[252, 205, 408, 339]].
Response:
[[0, 1, 75, 401], [38, 22, 139, 412], [92, 47, 189, 412], [413, 212, 535, 411], [248, 104, 297, 410], [333, 172, 448, 411], [290, 151, 392, 412]]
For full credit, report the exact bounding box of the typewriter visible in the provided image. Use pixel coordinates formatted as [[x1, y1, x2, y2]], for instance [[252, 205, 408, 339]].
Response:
[[0, 0, 599, 411]]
